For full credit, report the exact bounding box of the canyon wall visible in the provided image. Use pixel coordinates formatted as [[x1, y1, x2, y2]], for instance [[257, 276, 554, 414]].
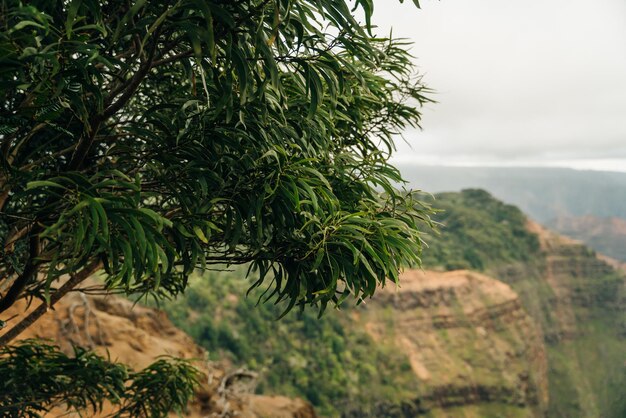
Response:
[[345, 269, 548, 418], [491, 222, 626, 417]]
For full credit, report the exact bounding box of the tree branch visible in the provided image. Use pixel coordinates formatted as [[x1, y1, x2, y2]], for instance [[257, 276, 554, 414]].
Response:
[[0, 259, 103, 346], [0, 234, 40, 314], [68, 29, 162, 171], [66, 120, 102, 171], [0, 187, 9, 213], [151, 50, 194, 67], [101, 38, 160, 120]]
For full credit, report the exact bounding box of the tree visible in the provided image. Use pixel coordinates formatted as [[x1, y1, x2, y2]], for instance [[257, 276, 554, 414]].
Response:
[[0, 0, 432, 415]]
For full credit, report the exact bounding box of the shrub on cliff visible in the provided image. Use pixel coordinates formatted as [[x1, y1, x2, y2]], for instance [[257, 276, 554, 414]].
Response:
[[421, 189, 540, 270]]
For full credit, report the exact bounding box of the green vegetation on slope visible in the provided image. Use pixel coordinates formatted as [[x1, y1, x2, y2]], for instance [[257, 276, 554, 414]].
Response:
[[421, 189, 540, 270], [423, 189, 626, 418], [159, 267, 544, 418], [159, 272, 418, 417], [400, 165, 626, 261]]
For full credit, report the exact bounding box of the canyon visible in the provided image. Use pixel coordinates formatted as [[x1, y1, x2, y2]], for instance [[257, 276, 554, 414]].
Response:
[[4, 189, 626, 417]]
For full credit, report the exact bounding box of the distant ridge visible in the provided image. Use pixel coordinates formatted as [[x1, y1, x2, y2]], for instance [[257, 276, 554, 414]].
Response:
[[397, 164, 626, 223]]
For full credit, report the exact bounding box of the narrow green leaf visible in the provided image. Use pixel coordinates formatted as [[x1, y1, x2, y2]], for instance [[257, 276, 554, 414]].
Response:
[[193, 226, 209, 244]]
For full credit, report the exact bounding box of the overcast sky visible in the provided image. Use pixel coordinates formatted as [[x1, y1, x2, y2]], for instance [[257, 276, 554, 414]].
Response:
[[371, 0, 626, 171]]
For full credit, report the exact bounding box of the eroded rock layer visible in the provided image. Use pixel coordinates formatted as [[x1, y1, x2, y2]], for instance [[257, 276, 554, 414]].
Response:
[[355, 269, 548, 418]]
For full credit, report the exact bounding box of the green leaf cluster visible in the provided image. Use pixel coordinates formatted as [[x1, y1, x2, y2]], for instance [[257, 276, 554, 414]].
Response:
[[0, 1, 433, 415], [0, 0, 432, 315], [0, 339, 200, 417]]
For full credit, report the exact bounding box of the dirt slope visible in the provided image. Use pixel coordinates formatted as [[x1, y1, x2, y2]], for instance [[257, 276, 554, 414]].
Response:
[[3, 289, 317, 418]]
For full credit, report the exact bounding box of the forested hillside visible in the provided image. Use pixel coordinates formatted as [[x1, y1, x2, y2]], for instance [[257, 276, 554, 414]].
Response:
[[422, 190, 626, 418], [397, 166, 626, 223], [397, 165, 626, 261], [419, 189, 541, 270], [158, 270, 419, 417], [158, 190, 626, 417]]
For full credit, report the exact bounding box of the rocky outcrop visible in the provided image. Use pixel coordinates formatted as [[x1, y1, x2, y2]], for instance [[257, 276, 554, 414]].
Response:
[[547, 215, 626, 263], [250, 396, 317, 418], [521, 221, 626, 341], [355, 270, 549, 417], [3, 289, 317, 418]]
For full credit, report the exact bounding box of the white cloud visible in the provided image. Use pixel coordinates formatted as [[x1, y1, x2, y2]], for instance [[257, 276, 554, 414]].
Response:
[[373, 0, 626, 170]]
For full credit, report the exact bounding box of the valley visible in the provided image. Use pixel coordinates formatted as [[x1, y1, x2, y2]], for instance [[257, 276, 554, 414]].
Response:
[[156, 189, 626, 417], [7, 189, 624, 417]]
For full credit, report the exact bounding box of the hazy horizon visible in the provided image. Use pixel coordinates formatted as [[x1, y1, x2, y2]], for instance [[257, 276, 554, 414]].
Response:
[[393, 159, 626, 173]]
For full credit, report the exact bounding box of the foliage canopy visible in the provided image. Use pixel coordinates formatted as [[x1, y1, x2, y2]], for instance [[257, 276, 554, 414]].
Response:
[[1, 0, 431, 323], [0, 0, 430, 415], [0, 339, 200, 417]]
